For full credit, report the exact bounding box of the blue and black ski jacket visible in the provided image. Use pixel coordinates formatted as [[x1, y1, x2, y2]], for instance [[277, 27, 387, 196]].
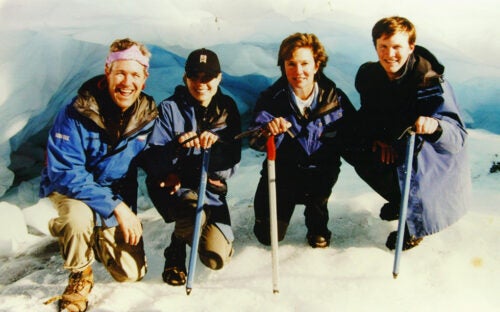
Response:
[[39, 75, 158, 227], [144, 85, 241, 230], [249, 73, 356, 175]]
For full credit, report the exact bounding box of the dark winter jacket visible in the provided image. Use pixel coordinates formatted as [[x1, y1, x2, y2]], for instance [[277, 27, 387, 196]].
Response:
[[249, 73, 356, 176], [39, 75, 158, 227], [355, 46, 471, 237], [146, 85, 241, 184], [145, 85, 241, 229]]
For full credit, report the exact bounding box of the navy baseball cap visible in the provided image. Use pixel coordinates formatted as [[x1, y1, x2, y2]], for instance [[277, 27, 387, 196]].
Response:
[[185, 48, 221, 77]]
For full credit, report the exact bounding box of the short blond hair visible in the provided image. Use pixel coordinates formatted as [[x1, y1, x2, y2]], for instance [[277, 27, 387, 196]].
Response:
[[109, 38, 151, 58]]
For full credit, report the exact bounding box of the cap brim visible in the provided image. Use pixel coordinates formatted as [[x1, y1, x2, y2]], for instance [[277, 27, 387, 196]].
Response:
[[186, 69, 220, 78]]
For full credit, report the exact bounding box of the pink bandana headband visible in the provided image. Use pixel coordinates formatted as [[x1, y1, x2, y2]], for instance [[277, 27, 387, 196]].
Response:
[[105, 45, 149, 69]]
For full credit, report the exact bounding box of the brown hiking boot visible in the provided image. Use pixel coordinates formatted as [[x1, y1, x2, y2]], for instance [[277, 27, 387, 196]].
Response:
[[59, 266, 94, 312]]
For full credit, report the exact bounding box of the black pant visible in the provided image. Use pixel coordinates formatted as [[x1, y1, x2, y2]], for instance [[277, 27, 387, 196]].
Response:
[[253, 165, 339, 245], [341, 146, 401, 205]]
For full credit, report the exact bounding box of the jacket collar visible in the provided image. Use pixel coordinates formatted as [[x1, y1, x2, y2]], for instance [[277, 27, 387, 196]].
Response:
[[269, 73, 341, 120], [392, 45, 444, 87], [73, 75, 157, 137]]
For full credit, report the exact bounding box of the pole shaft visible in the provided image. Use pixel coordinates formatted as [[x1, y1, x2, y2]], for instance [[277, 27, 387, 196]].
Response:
[[393, 132, 416, 278], [186, 148, 211, 294], [267, 136, 279, 293]]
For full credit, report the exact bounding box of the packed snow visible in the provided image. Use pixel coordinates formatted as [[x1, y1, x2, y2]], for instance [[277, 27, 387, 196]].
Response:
[[0, 0, 499, 311]]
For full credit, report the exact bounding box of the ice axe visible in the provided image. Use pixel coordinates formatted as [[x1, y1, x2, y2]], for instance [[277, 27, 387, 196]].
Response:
[[392, 127, 416, 279], [186, 147, 211, 295], [266, 135, 280, 294]]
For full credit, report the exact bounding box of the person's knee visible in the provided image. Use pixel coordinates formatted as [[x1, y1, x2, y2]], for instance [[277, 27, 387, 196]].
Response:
[[104, 249, 147, 282], [65, 215, 94, 235], [254, 220, 271, 245], [174, 211, 207, 243], [97, 228, 147, 282], [108, 262, 147, 282], [253, 219, 288, 245], [199, 250, 225, 270], [198, 224, 233, 270], [48, 197, 94, 237]]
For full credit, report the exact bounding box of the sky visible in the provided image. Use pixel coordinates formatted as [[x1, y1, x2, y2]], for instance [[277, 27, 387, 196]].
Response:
[[0, 0, 499, 311]]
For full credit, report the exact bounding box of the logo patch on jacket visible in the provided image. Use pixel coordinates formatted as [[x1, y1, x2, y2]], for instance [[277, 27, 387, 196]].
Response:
[[54, 132, 70, 141]]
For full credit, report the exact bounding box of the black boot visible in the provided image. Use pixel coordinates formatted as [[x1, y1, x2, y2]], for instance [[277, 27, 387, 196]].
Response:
[[162, 233, 187, 286], [379, 202, 399, 221], [306, 231, 331, 248], [385, 226, 423, 251]]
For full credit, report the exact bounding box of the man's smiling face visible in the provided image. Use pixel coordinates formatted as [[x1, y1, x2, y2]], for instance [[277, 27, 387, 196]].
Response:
[[375, 31, 415, 80], [105, 60, 148, 111]]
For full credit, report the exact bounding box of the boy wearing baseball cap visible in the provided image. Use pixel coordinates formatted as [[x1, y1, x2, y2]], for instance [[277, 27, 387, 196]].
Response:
[[145, 48, 241, 286]]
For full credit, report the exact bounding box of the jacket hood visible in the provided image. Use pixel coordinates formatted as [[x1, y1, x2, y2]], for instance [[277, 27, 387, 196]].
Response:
[[411, 45, 445, 88], [414, 45, 445, 75]]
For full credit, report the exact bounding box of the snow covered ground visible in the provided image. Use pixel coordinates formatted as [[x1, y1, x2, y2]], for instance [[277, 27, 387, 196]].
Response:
[[0, 0, 499, 311], [0, 130, 499, 312]]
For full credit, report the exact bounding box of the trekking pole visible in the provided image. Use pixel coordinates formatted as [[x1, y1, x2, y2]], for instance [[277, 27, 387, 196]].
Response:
[[266, 135, 280, 294], [393, 128, 416, 279], [186, 148, 211, 295]]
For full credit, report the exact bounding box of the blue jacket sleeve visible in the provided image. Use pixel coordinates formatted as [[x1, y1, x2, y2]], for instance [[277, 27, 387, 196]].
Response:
[[248, 110, 288, 151], [45, 107, 122, 219], [142, 99, 182, 181], [424, 81, 468, 154]]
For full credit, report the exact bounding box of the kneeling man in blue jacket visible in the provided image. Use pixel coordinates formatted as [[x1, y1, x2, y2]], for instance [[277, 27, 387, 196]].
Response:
[[40, 38, 158, 312]]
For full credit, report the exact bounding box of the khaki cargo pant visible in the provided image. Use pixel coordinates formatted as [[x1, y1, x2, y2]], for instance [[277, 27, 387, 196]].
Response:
[[48, 192, 147, 282], [174, 210, 233, 270]]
